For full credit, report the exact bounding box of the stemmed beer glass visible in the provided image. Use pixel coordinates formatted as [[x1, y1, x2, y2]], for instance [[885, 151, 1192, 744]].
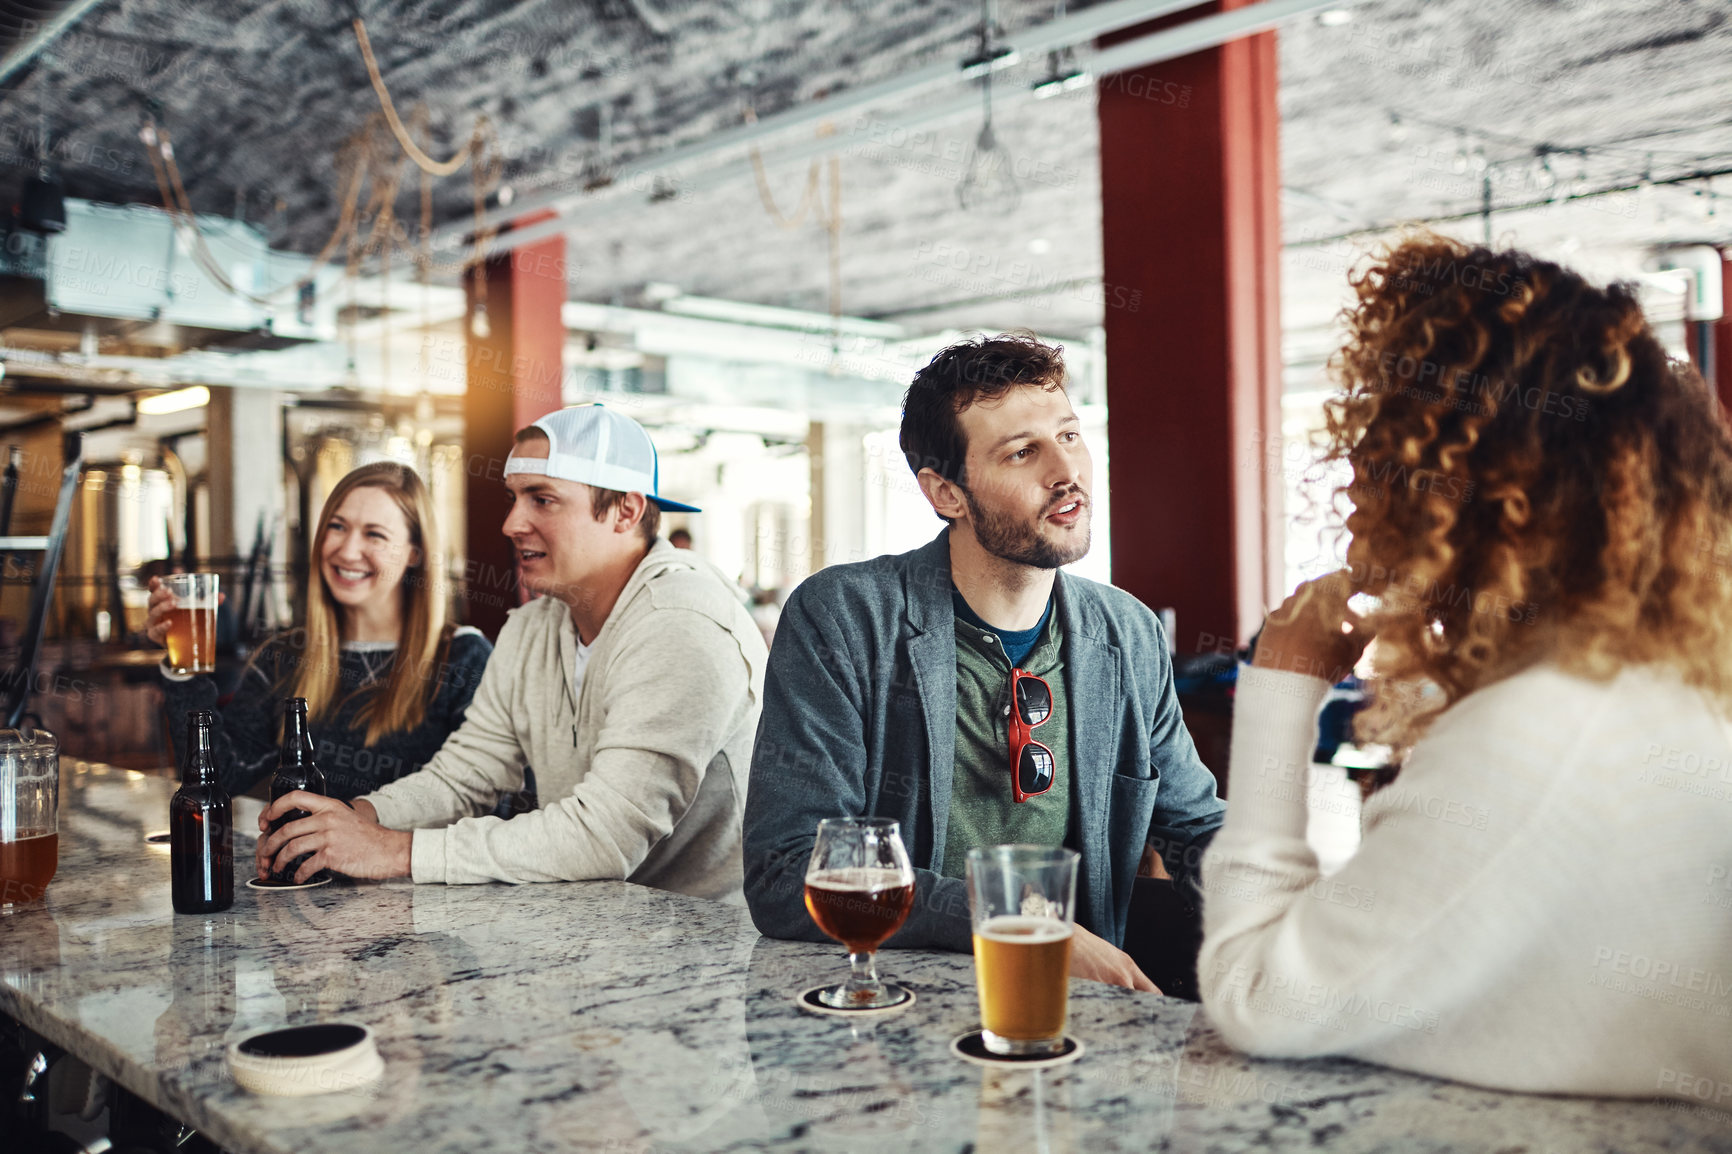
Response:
[[803, 817, 916, 1009]]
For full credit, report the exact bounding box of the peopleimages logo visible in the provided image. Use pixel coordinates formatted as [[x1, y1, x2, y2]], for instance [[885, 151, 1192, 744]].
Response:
[[1591, 947, 1732, 999], [1658, 1067, 1732, 1106], [1641, 743, 1732, 783], [1354, 458, 1475, 503], [1206, 860, 1377, 913], [1368, 785, 1491, 831], [1209, 961, 1441, 1034], [1371, 351, 1592, 422]]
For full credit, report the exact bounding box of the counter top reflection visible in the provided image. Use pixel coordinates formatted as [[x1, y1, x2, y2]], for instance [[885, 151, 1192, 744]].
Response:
[[2, 764, 1725, 1153]]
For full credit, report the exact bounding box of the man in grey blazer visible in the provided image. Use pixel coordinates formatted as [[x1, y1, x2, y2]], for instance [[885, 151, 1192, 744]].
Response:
[[745, 333, 1226, 990]]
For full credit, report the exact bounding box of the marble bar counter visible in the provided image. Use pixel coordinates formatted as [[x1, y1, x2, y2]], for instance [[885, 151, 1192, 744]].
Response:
[[4, 763, 1729, 1154]]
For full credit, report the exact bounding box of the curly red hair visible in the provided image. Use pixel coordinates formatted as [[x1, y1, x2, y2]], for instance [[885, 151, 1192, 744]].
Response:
[[1325, 234, 1732, 748]]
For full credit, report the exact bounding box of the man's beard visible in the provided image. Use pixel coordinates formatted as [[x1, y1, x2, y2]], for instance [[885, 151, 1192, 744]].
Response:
[[961, 484, 1091, 569]]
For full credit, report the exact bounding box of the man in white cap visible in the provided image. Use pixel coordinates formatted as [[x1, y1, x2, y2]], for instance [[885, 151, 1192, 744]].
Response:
[[256, 404, 768, 901]]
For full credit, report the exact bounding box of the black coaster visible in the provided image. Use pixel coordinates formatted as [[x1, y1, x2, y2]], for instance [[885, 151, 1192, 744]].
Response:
[[796, 984, 916, 1017], [246, 875, 333, 891], [950, 1030, 1084, 1069]]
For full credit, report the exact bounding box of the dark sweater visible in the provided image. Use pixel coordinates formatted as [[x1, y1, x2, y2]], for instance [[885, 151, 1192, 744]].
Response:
[[162, 626, 493, 800]]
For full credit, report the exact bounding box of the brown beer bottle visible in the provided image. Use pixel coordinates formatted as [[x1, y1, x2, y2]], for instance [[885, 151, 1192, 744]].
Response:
[[170, 711, 234, 914], [268, 698, 328, 885]]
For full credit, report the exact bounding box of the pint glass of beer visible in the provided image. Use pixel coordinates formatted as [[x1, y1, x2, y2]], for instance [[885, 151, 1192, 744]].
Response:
[[803, 817, 916, 1009], [164, 573, 219, 675], [966, 845, 1079, 1056], [0, 728, 58, 906]]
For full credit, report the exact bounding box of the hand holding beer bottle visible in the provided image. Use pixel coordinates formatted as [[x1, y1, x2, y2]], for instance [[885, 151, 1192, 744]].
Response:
[[803, 817, 916, 1009], [264, 698, 329, 886]]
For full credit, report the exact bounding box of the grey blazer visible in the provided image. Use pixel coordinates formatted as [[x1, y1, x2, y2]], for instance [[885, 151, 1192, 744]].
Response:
[[744, 530, 1226, 952]]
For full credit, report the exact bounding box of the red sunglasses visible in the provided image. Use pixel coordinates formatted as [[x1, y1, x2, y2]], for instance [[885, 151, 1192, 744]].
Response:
[[1008, 668, 1055, 803]]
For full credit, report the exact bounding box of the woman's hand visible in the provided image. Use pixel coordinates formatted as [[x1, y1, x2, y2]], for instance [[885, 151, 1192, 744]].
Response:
[[1253, 570, 1372, 684], [145, 576, 223, 650], [144, 576, 176, 647]]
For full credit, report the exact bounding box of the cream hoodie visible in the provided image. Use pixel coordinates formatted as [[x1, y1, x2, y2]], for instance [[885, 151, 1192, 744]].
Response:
[[359, 540, 767, 901]]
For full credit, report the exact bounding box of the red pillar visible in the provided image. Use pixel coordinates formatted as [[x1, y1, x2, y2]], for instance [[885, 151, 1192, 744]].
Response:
[[1098, 0, 1283, 659], [462, 220, 566, 638]]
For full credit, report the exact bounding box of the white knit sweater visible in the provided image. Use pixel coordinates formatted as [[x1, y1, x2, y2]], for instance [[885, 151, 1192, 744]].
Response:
[[360, 541, 766, 900], [1199, 662, 1732, 1101]]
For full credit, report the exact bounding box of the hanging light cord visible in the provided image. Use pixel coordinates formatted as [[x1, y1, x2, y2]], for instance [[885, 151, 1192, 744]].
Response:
[[743, 108, 845, 348], [137, 12, 506, 322], [746, 107, 823, 230], [352, 17, 490, 178], [145, 119, 369, 305]]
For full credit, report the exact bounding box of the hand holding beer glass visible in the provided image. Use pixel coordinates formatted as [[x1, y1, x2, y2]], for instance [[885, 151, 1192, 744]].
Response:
[[803, 817, 916, 1009], [966, 845, 1079, 1057], [147, 574, 220, 675]]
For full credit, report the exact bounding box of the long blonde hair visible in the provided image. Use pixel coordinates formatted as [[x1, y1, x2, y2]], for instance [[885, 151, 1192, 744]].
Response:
[[292, 462, 449, 743]]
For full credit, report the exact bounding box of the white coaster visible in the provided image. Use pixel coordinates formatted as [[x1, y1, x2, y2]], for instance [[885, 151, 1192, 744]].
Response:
[[795, 984, 916, 1017], [228, 1023, 382, 1097], [950, 1030, 1084, 1069], [247, 875, 333, 891]]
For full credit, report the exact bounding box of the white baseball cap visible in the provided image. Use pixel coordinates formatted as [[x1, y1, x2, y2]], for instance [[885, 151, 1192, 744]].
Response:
[[503, 403, 700, 513]]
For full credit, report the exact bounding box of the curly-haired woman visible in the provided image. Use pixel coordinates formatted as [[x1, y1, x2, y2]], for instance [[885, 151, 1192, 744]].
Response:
[[1199, 235, 1732, 1099]]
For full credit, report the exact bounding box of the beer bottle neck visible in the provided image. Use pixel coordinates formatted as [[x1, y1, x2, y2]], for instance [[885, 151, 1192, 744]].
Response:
[[279, 702, 314, 766], [184, 721, 216, 785]]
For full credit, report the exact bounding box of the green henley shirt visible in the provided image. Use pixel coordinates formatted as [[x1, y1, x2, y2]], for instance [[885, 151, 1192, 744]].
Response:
[[941, 604, 1071, 879]]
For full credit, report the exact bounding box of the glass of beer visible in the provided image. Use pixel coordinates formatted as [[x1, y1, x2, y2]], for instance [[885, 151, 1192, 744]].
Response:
[[966, 845, 1079, 1056], [0, 728, 59, 906], [164, 573, 219, 675], [803, 817, 916, 1008]]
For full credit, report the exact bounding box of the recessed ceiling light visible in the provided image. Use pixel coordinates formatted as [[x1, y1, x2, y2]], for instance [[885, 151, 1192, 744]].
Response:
[[137, 386, 210, 416], [1318, 8, 1353, 26]]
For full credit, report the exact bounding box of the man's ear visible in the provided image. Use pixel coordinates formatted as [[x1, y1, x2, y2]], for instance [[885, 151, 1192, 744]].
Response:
[[613, 492, 650, 534], [916, 467, 968, 522]]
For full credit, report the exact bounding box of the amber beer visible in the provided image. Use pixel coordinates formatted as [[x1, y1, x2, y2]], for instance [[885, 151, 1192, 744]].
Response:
[[804, 868, 916, 952], [803, 818, 917, 1009], [966, 845, 1080, 1056], [973, 915, 1074, 1044], [1, 726, 59, 906], [164, 574, 219, 675], [0, 831, 57, 905]]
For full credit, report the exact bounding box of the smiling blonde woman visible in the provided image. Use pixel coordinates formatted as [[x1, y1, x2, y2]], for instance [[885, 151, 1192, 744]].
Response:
[[148, 462, 492, 800]]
